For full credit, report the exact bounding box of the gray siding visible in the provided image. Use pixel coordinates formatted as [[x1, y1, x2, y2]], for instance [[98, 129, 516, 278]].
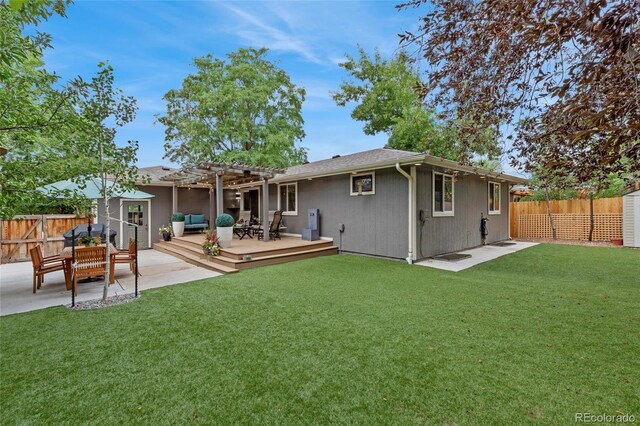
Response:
[[276, 168, 409, 259], [415, 166, 510, 258], [139, 186, 213, 244]]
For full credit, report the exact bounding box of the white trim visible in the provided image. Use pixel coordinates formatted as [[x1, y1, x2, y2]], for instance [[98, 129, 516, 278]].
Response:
[[277, 182, 298, 216], [119, 199, 152, 249], [350, 171, 376, 196], [432, 171, 455, 217], [410, 166, 417, 261], [488, 181, 501, 215]]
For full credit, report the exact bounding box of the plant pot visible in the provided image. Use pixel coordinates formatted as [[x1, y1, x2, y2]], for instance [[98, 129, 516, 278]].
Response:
[[611, 238, 623, 246], [172, 221, 185, 237], [162, 232, 172, 242], [217, 226, 233, 248]]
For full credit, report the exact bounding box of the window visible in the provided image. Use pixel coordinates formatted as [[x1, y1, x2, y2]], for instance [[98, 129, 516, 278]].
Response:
[[432, 172, 454, 216], [278, 183, 298, 215], [488, 182, 501, 214], [350, 172, 375, 196], [127, 204, 143, 225]]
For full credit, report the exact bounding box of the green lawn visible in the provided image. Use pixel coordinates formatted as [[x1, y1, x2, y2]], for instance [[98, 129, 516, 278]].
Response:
[[1, 244, 639, 424]]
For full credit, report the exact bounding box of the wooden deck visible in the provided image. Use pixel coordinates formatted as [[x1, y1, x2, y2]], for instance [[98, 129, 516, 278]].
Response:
[[154, 234, 338, 274]]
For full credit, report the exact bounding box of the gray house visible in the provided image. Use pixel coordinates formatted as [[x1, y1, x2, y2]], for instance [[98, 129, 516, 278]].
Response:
[[267, 148, 527, 262], [121, 148, 526, 263], [103, 148, 528, 260]]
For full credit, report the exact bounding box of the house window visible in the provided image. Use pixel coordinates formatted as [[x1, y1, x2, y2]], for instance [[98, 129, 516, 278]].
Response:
[[488, 182, 501, 214], [432, 171, 454, 216], [350, 172, 375, 196], [278, 183, 298, 215]]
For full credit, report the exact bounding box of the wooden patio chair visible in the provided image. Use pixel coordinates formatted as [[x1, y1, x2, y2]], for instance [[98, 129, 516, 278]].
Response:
[[72, 246, 107, 296], [257, 210, 283, 241], [29, 246, 66, 294], [114, 241, 138, 275]]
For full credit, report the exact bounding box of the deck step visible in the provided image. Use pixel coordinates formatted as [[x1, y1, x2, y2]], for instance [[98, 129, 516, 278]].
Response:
[[232, 246, 338, 269], [155, 238, 339, 273], [169, 236, 334, 260], [153, 242, 238, 274]]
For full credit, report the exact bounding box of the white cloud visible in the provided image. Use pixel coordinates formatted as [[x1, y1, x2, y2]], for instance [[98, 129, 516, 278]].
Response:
[[217, 3, 325, 64]]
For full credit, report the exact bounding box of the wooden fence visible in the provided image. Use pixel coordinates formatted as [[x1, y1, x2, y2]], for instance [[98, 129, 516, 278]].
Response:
[[1, 215, 90, 263], [510, 198, 623, 241]]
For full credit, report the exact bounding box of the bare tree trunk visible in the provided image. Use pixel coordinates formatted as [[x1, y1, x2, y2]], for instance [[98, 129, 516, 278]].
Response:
[[99, 137, 110, 301], [588, 192, 594, 242], [103, 171, 110, 301], [545, 188, 557, 240]]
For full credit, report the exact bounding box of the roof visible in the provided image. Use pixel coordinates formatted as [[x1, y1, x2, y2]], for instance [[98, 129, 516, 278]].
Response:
[[276, 148, 421, 179], [137, 166, 178, 185], [150, 147, 529, 188], [271, 147, 529, 185]]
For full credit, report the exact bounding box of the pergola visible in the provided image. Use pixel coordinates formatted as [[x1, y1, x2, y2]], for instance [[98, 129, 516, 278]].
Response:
[[160, 162, 285, 241]]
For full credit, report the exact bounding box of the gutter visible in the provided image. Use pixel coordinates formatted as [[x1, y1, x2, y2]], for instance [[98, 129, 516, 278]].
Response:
[[395, 163, 415, 264]]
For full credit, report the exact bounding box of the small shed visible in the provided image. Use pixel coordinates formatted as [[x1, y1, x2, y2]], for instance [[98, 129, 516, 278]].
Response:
[[622, 190, 640, 248]]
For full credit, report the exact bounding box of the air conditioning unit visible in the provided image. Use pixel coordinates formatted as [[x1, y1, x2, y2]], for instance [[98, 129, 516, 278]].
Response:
[[622, 190, 640, 248]]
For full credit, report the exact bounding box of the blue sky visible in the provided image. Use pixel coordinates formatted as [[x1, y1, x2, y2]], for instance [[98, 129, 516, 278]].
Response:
[[39, 1, 463, 169]]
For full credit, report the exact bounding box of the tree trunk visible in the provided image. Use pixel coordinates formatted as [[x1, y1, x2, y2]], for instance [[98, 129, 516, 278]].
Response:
[[545, 188, 557, 240], [103, 171, 111, 302], [588, 193, 594, 242]]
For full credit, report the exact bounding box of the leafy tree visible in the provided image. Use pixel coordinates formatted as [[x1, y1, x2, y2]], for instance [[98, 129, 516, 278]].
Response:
[[397, 0, 640, 186], [333, 48, 500, 160], [0, 0, 88, 218], [158, 48, 307, 168]]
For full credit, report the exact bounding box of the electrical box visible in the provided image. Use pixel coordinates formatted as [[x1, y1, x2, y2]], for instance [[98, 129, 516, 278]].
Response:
[[302, 208, 320, 241]]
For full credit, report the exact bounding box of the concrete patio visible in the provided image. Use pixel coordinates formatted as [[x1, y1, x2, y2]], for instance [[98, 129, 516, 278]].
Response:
[[415, 241, 539, 272], [0, 250, 221, 316]]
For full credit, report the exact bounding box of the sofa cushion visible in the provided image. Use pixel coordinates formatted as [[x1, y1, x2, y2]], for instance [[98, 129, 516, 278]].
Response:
[[191, 214, 206, 224], [184, 214, 192, 225]]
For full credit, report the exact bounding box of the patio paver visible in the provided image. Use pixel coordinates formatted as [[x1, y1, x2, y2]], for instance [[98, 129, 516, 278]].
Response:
[[0, 249, 221, 316], [414, 241, 538, 272]]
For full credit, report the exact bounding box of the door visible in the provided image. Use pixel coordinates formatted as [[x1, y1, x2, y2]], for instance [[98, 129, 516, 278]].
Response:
[[241, 189, 260, 221], [123, 201, 149, 249]]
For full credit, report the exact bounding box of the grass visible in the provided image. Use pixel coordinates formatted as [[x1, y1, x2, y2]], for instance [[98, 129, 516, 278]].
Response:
[[1, 244, 639, 424]]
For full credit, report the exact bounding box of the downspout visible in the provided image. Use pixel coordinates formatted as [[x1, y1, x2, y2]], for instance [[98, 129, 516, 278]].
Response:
[[395, 163, 414, 264]]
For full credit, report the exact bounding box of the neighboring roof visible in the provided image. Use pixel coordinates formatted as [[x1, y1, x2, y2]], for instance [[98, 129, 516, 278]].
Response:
[[271, 147, 529, 185], [137, 166, 178, 185], [39, 178, 154, 199]]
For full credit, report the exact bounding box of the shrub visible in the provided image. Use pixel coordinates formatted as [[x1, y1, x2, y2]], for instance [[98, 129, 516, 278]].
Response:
[[215, 213, 235, 227], [171, 212, 185, 222]]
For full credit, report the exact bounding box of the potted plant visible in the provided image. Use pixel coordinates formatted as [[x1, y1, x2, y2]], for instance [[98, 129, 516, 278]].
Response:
[[201, 230, 220, 256], [171, 212, 185, 237], [79, 235, 101, 247], [215, 213, 235, 248], [159, 225, 173, 241]]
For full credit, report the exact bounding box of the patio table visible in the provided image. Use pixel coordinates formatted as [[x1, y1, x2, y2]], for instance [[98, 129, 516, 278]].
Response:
[[233, 224, 253, 240], [60, 244, 118, 290]]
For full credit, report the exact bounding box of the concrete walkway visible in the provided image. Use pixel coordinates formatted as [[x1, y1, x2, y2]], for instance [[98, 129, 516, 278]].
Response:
[[0, 250, 221, 316], [415, 241, 538, 272]]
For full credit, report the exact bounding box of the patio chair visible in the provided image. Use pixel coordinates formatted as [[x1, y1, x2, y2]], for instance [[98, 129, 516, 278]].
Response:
[[72, 246, 107, 296], [114, 241, 138, 275], [239, 211, 251, 224], [256, 210, 283, 241], [29, 246, 66, 294]]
